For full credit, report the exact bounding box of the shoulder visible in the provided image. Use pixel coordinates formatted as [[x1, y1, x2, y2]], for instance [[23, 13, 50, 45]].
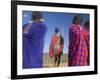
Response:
[[52, 34, 58, 38], [82, 27, 89, 36], [70, 24, 82, 32], [23, 23, 28, 29], [33, 22, 47, 29], [70, 24, 83, 37], [40, 22, 47, 29]]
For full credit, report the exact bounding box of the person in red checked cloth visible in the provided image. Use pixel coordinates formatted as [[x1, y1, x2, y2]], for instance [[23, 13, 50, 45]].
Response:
[[68, 15, 88, 66], [49, 28, 64, 67], [82, 21, 90, 65]]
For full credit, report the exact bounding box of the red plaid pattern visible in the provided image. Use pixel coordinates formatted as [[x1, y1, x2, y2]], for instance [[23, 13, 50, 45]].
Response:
[[82, 27, 90, 65], [68, 24, 88, 66]]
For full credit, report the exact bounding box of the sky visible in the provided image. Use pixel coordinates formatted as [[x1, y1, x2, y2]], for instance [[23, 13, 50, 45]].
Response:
[[22, 11, 89, 54]]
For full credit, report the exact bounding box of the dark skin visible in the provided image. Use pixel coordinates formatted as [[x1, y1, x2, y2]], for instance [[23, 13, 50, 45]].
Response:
[[72, 15, 83, 25], [84, 21, 89, 30], [32, 11, 42, 21], [54, 54, 62, 67]]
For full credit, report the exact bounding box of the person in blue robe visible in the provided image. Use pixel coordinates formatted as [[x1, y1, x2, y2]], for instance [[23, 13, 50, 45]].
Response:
[[23, 11, 47, 69]]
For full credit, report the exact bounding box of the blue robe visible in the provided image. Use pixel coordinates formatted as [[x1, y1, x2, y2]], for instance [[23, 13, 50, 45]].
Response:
[[23, 21, 47, 69]]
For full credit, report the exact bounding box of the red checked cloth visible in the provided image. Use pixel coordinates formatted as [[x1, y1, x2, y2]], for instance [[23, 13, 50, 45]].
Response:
[[82, 27, 90, 65], [68, 24, 88, 66]]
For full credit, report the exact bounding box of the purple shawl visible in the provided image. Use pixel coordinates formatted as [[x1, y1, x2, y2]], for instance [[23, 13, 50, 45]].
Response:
[[23, 21, 47, 68]]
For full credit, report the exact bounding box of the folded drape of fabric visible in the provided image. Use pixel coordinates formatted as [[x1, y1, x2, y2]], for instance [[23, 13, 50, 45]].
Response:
[[49, 34, 59, 57], [68, 24, 88, 66], [23, 21, 47, 68]]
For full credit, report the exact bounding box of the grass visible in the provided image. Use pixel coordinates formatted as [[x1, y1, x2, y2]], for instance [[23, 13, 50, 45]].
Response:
[[43, 53, 68, 68]]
